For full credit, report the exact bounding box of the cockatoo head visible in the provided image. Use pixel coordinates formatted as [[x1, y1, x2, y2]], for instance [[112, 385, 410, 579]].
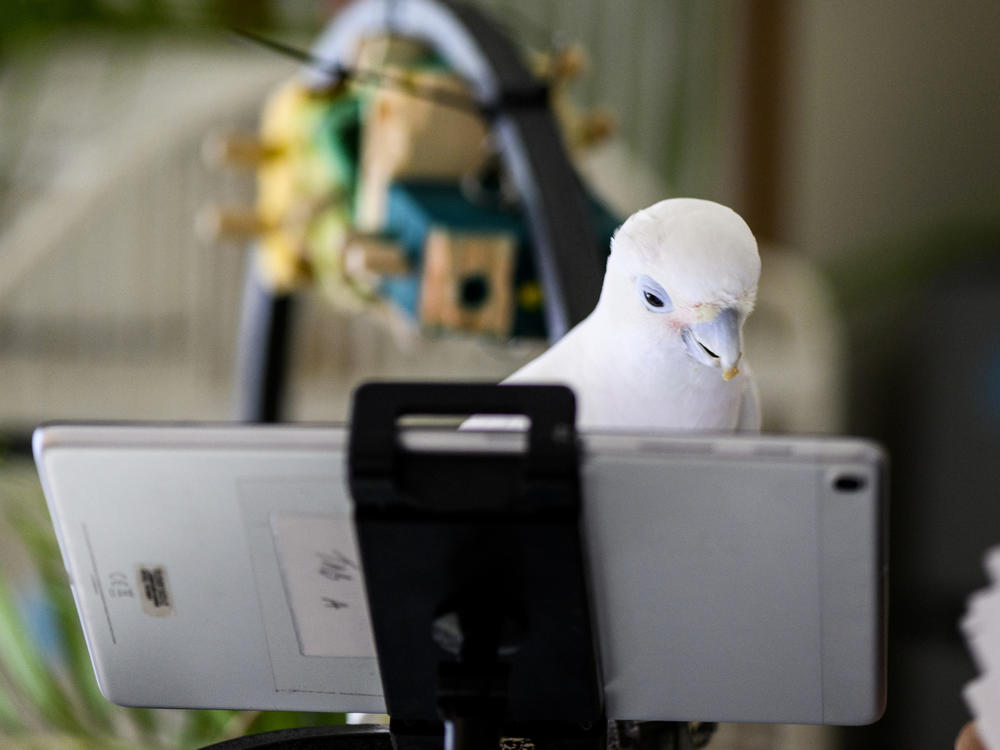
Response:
[[600, 198, 760, 380]]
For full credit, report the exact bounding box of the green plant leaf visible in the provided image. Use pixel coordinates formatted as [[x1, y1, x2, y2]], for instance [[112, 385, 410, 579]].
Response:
[[0, 575, 87, 734], [0, 669, 26, 733]]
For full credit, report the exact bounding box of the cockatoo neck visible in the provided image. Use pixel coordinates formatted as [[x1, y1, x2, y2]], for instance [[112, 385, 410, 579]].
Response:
[[595, 253, 635, 309]]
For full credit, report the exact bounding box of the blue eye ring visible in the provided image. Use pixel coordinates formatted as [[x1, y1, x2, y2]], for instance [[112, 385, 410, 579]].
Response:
[[636, 275, 672, 313]]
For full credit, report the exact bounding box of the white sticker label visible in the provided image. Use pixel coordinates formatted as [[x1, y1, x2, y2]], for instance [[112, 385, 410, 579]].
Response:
[[271, 514, 377, 658], [136, 565, 173, 617]]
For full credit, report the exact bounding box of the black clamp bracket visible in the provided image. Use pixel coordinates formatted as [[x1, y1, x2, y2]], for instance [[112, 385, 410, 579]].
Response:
[[348, 382, 605, 750]]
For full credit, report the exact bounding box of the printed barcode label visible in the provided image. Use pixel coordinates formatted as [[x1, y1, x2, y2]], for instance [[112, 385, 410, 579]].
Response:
[[136, 565, 173, 617]]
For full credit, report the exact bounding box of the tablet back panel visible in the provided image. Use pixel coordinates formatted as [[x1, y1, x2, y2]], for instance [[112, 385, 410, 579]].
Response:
[[582, 438, 885, 723], [34, 425, 885, 723]]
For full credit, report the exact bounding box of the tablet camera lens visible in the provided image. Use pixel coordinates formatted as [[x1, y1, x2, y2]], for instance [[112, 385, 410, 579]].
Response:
[[833, 474, 866, 492]]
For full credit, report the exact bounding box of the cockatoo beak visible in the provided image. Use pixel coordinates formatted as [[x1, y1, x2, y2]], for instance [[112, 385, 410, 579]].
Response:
[[687, 307, 742, 380]]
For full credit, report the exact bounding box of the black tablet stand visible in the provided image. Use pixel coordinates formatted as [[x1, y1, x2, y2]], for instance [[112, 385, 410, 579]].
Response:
[[202, 383, 709, 750], [349, 382, 604, 750]]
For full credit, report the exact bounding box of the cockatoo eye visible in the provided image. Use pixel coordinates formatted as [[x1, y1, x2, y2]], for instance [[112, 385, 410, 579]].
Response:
[[636, 275, 672, 313]]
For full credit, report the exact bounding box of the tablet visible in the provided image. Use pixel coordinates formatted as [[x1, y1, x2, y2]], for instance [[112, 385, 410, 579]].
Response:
[[33, 423, 886, 724]]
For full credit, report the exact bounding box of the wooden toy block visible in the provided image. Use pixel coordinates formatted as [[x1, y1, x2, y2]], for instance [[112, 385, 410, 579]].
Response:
[[419, 227, 516, 337], [195, 205, 271, 243], [344, 234, 409, 280], [530, 42, 587, 83], [353, 34, 432, 72], [355, 68, 488, 230], [201, 130, 278, 169], [575, 109, 616, 149], [527, 43, 614, 154]]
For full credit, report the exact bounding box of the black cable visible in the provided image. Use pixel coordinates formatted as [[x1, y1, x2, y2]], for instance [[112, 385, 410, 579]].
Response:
[[230, 28, 484, 117]]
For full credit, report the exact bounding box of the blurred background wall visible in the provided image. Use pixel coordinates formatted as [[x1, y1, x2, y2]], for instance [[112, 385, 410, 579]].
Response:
[[1, 0, 998, 748]]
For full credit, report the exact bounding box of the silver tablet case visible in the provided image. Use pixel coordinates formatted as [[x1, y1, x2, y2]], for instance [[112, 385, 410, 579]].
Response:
[[33, 424, 886, 724]]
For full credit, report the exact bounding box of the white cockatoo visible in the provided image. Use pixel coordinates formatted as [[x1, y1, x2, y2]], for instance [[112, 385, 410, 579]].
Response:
[[502, 197, 761, 432]]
